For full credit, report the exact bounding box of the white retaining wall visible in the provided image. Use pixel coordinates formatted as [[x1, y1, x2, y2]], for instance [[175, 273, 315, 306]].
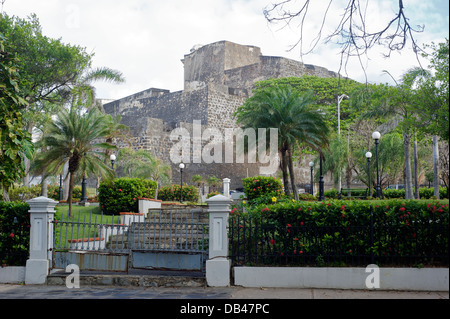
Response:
[[233, 266, 449, 291]]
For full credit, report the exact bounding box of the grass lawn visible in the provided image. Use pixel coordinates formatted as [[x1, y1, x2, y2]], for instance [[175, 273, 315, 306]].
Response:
[[54, 204, 120, 249]]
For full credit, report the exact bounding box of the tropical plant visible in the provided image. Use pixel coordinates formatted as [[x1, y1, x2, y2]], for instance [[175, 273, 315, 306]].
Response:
[[0, 33, 32, 200], [234, 84, 330, 199], [33, 107, 115, 217]]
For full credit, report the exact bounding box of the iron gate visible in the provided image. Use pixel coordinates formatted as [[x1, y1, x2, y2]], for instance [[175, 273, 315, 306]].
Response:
[[52, 207, 209, 273]]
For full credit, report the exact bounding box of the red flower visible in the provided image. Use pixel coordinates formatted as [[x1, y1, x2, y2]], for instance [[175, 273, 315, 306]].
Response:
[[270, 239, 276, 245], [287, 224, 292, 228], [294, 238, 299, 241], [400, 207, 406, 211], [119, 189, 122, 192], [300, 222, 304, 226], [299, 251, 303, 254], [9, 233, 14, 238], [294, 250, 297, 254], [438, 209, 444, 212], [341, 213, 345, 218], [298, 208, 302, 212], [253, 188, 256, 191], [341, 205, 345, 210]]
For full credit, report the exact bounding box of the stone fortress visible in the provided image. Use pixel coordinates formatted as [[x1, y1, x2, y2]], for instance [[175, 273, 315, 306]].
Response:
[[103, 40, 340, 190]]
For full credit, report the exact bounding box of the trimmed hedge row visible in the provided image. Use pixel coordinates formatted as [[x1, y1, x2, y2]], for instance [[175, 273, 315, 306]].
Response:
[[230, 199, 449, 267], [242, 176, 283, 202], [158, 184, 199, 202], [98, 178, 157, 215], [0, 201, 30, 266]]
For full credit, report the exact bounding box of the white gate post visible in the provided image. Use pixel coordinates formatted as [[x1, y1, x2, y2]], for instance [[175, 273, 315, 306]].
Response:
[[223, 178, 231, 198], [205, 194, 232, 287], [25, 196, 58, 284]]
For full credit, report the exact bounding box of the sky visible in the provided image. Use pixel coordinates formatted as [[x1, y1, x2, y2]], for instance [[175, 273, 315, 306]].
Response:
[[2, 0, 449, 101]]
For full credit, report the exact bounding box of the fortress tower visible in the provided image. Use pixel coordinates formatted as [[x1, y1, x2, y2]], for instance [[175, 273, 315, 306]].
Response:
[[103, 41, 339, 189]]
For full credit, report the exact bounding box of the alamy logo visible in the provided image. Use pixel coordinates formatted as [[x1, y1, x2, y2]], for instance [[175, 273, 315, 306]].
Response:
[[169, 120, 279, 175], [365, 264, 380, 289], [66, 264, 80, 289]]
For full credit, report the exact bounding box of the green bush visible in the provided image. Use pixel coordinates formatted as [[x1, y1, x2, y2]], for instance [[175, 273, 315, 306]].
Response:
[[7, 185, 41, 201], [158, 184, 199, 202], [98, 178, 157, 215], [0, 201, 30, 266], [384, 187, 448, 199], [231, 199, 449, 267], [324, 188, 338, 199], [242, 176, 283, 201]]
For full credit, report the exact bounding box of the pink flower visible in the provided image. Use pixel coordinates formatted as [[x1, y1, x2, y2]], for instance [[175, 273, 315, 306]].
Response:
[[341, 205, 345, 210], [119, 189, 122, 192]]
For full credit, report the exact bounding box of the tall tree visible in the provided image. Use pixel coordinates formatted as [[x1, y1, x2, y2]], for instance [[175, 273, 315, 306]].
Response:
[[0, 13, 124, 186], [0, 33, 32, 200], [263, 0, 426, 80], [234, 85, 329, 199], [34, 107, 115, 217]]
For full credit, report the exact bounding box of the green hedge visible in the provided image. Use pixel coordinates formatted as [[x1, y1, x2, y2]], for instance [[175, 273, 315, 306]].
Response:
[[230, 199, 449, 267], [384, 187, 448, 199], [98, 178, 157, 215], [0, 201, 30, 266], [158, 184, 199, 202], [242, 176, 283, 201]]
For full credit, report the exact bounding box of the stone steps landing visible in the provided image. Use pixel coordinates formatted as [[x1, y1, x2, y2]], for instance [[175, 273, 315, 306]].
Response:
[[47, 269, 206, 288]]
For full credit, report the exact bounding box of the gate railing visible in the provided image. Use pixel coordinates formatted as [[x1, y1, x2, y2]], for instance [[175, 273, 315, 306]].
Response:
[[129, 208, 209, 254]]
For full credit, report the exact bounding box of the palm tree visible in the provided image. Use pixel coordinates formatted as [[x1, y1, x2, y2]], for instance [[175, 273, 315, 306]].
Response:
[[34, 107, 115, 217], [234, 85, 330, 199]]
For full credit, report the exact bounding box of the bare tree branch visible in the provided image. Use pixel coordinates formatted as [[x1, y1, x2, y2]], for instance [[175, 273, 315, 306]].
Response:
[[264, 0, 425, 80]]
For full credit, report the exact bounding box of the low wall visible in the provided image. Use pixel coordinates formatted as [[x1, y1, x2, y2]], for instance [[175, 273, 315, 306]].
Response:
[[0, 266, 26, 284], [233, 266, 449, 291]]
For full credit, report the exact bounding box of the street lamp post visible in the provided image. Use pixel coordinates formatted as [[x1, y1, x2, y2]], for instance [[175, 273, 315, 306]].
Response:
[[309, 161, 314, 196], [80, 175, 88, 203], [337, 94, 348, 197], [318, 155, 324, 201], [59, 174, 63, 201], [110, 154, 116, 170], [365, 151, 372, 198], [372, 131, 381, 198], [179, 163, 185, 203]]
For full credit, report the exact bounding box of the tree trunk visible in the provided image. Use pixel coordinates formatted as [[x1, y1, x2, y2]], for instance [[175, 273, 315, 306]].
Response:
[[2, 184, 10, 201], [432, 135, 440, 199], [41, 177, 48, 197], [68, 172, 74, 218], [413, 136, 419, 199], [404, 132, 414, 199], [280, 149, 290, 197], [287, 146, 298, 200]]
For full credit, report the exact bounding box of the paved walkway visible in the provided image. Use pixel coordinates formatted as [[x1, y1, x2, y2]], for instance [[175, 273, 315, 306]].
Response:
[[0, 284, 448, 299]]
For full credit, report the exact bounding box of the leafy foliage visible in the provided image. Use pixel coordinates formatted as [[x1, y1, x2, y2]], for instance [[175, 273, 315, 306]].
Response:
[[0, 33, 32, 195], [242, 176, 284, 202], [0, 201, 30, 266], [98, 178, 157, 215], [230, 199, 449, 267], [158, 184, 199, 202]]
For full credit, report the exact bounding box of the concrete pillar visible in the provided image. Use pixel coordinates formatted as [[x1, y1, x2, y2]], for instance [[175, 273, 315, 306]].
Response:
[[25, 196, 58, 284], [223, 178, 231, 198], [205, 194, 232, 287]]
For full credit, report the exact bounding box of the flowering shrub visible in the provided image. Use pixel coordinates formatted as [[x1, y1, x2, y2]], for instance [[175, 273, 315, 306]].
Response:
[[0, 201, 30, 266], [207, 191, 220, 199], [242, 176, 283, 201], [158, 184, 199, 202], [230, 199, 449, 267], [98, 178, 157, 215]]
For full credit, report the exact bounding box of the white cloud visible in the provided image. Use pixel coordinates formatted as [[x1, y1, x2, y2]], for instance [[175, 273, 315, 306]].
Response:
[[3, 0, 449, 99]]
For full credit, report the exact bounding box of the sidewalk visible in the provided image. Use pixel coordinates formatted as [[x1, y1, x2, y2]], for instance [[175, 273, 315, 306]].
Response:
[[0, 284, 448, 299]]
